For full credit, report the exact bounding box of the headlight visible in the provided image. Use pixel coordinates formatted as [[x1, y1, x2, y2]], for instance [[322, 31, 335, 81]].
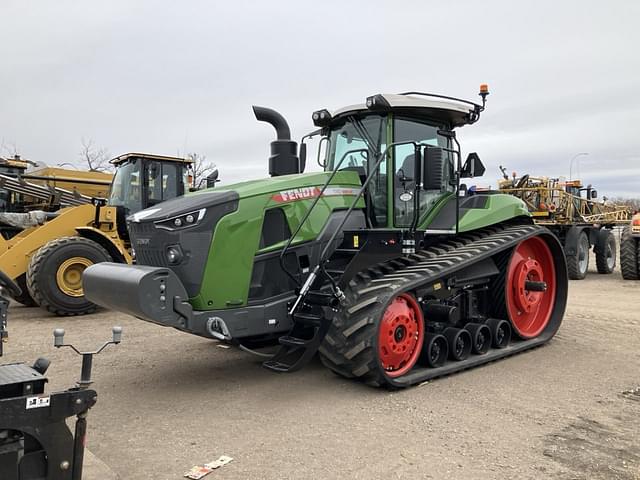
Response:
[[155, 208, 206, 231], [166, 245, 184, 265]]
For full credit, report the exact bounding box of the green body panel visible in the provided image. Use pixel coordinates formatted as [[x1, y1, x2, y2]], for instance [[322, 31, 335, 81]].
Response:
[[458, 194, 529, 232], [417, 193, 455, 229], [190, 171, 364, 310]]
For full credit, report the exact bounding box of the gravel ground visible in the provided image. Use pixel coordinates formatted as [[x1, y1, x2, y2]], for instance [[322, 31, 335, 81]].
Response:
[[2, 255, 639, 480]]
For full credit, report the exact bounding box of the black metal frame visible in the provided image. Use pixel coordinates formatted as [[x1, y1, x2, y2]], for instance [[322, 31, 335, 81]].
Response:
[[397, 91, 487, 124], [0, 387, 97, 480]]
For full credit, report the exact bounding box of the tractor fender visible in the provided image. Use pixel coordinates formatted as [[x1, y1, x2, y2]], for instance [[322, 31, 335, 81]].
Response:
[[75, 227, 132, 264], [564, 225, 591, 257]]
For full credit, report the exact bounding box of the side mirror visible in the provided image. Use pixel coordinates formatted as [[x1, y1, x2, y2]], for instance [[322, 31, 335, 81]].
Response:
[[299, 143, 307, 172], [461, 152, 485, 178], [591, 189, 598, 199], [422, 147, 445, 191], [206, 169, 219, 188]]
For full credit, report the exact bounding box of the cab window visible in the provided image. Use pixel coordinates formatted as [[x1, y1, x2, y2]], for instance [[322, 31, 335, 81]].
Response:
[[147, 162, 180, 206], [326, 115, 388, 226], [393, 118, 454, 227]]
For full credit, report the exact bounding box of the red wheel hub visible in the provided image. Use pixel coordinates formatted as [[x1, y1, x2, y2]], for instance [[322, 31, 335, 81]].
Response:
[[513, 258, 543, 313], [506, 236, 556, 339], [377, 293, 424, 377]]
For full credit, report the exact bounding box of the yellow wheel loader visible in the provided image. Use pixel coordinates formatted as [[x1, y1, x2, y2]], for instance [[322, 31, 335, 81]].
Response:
[[0, 153, 193, 315]]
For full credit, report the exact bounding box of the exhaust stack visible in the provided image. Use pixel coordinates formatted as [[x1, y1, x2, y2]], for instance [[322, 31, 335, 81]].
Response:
[[253, 106, 301, 176]]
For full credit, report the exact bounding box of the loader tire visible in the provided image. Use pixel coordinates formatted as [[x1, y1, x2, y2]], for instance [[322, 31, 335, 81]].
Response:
[[595, 229, 616, 274], [27, 236, 112, 316], [620, 227, 639, 280], [12, 274, 37, 307], [567, 231, 590, 280]]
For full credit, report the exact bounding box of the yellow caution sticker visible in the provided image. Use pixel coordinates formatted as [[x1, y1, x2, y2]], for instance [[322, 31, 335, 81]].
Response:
[[353, 235, 359, 248], [433, 282, 442, 291]]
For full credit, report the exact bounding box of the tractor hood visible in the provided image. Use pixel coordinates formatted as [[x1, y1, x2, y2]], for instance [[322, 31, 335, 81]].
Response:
[[128, 170, 360, 224], [201, 170, 361, 199]]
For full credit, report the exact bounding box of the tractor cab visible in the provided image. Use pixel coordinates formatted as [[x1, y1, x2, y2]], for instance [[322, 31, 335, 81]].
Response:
[[108, 153, 193, 217], [307, 89, 489, 231]]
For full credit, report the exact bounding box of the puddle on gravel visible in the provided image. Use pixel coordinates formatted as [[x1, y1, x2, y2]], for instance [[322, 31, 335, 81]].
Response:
[[542, 391, 640, 480]]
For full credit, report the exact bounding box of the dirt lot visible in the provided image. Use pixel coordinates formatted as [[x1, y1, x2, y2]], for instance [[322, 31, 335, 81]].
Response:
[[3, 256, 640, 480]]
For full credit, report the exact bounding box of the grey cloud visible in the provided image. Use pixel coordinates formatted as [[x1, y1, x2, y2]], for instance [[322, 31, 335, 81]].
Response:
[[1, 0, 639, 199]]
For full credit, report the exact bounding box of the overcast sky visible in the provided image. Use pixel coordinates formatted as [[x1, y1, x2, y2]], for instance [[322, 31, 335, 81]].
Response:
[[2, 1, 639, 197]]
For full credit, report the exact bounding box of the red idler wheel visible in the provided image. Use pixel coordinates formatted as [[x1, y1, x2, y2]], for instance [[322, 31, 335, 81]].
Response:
[[377, 293, 424, 377], [505, 236, 557, 339]]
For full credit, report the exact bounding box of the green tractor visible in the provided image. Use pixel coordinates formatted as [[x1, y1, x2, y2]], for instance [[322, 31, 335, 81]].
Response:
[[84, 86, 568, 388]]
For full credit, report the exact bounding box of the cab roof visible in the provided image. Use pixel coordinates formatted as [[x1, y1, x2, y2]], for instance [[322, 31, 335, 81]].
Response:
[[331, 92, 482, 128], [110, 152, 193, 165]]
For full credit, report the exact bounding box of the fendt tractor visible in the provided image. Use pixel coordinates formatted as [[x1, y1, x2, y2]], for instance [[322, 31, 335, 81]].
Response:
[[85, 87, 569, 388], [0, 153, 193, 315]]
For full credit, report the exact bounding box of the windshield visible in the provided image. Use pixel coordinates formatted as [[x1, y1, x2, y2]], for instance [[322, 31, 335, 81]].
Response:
[[326, 115, 386, 172], [108, 159, 142, 216], [325, 115, 388, 226]]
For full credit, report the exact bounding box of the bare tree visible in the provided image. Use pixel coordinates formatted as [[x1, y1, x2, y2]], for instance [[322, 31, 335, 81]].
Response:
[[0, 140, 19, 158], [610, 197, 640, 211], [187, 152, 218, 189], [79, 137, 111, 172]]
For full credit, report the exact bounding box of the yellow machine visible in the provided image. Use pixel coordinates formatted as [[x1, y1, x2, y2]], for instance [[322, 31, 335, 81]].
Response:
[[26, 166, 113, 199], [0, 153, 193, 314], [0, 155, 113, 210], [498, 168, 633, 279]]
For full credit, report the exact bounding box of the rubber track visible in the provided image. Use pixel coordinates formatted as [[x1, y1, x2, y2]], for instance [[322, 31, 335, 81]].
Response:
[[620, 227, 639, 280], [318, 223, 566, 388], [26, 236, 111, 316]]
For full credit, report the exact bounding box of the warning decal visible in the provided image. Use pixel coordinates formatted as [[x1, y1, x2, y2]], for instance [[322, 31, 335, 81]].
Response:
[[26, 395, 50, 409]]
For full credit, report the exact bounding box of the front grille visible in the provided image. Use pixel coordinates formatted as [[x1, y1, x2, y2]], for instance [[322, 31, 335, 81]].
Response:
[[136, 248, 168, 267]]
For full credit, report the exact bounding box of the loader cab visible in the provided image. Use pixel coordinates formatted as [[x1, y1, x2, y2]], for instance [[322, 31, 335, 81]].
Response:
[[0, 156, 31, 214], [108, 153, 193, 217], [318, 93, 481, 230]]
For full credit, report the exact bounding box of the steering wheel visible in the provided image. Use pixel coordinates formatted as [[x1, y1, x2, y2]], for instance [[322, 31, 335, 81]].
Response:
[[0, 270, 21, 298]]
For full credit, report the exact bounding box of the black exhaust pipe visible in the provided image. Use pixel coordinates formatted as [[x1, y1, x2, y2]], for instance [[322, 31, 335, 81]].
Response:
[[253, 106, 301, 176]]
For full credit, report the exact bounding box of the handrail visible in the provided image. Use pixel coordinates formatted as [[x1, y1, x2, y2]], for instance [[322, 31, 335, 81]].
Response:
[[318, 140, 421, 263], [279, 147, 369, 287]]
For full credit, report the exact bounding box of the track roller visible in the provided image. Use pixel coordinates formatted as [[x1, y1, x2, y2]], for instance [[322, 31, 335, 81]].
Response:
[[419, 333, 448, 367], [466, 323, 492, 354], [486, 318, 511, 348], [443, 327, 471, 361]]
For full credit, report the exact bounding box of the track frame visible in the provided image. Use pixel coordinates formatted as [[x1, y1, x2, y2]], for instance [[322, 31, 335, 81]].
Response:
[[319, 222, 568, 388]]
